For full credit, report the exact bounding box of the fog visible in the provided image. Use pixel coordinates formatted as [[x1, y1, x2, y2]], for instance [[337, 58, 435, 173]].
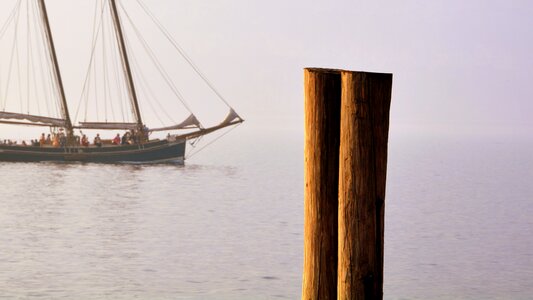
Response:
[[0, 0, 531, 140]]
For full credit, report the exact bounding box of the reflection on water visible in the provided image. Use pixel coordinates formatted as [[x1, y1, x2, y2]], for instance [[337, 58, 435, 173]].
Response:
[[384, 134, 533, 300], [0, 130, 304, 299], [1, 129, 532, 299]]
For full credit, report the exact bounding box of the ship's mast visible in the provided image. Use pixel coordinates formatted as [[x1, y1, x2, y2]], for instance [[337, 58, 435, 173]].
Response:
[[108, 0, 143, 130], [37, 0, 74, 138]]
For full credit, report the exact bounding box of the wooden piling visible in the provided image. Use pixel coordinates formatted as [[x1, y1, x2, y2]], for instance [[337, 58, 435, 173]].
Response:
[[337, 71, 392, 300], [302, 68, 342, 300]]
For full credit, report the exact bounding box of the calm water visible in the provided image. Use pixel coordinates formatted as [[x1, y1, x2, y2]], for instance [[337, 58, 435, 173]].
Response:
[[0, 127, 532, 299]]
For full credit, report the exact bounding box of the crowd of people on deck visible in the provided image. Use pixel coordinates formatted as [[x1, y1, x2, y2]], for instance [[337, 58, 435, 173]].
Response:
[[0, 129, 151, 148], [34, 132, 68, 147]]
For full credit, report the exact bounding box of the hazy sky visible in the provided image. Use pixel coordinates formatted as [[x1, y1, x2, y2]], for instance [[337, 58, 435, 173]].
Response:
[[0, 0, 531, 138]]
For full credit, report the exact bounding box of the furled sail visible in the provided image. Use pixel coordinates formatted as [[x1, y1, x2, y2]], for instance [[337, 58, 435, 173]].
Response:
[[77, 122, 139, 130], [220, 108, 242, 125], [172, 109, 244, 140], [0, 111, 66, 127], [148, 114, 202, 132]]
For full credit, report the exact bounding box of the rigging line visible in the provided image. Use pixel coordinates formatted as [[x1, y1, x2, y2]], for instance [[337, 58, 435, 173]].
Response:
[[0, 0, 21, 40], [15, 8, 23, 114], [133, 69, 165, 127], [2, 0, 22, 112], [0, 1, 22, 112], [77, 0, 101, 122], [128, 46, 168, 126], [137, 62, 177, 125], [38, 12, 62, 119], [103, 11, 118, 122], [123, 32, 176, 125], [30, 0, 50, 117], [109, 1, 143, 126], [29, 29, 40, 115], [109, 28, 129, 124], [36, 2, 63, 120], [135, 0, 235, 110], [81, 1, 103, 122], [118, 2, 192, 116], [82, 63, 91, 122], [27, 0, 40, 115], [26, 0, 30, 114], [94, 30, 99, 122], [118, 2, 194, 116], [120, 33, 156, 124], [0, 0, 22, 108], [74, 0, 105, 122], [83, 0, 103, 124], [81, 47, 91, 123], [189, 134, 203, 148], [95, 0, 107, 122], [115, 19, 138, 123], [106, 7, 126, 123], [102, 8, 108, 122], [80, 0, 100, 123], [103, 7, 118, 123], [112, 43, 127, 123], [113, 47, 131, 124], [32, 0, 62, 119], [185, 123, 242, 160]]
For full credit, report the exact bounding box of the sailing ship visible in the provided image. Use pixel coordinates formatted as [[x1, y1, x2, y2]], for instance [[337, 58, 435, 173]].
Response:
[[0, 0, 243, 163]]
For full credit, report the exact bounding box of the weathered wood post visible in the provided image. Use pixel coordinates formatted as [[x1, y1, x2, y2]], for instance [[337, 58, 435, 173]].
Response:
[[302, 68, 342, 300], [338, 71, 393, 300]]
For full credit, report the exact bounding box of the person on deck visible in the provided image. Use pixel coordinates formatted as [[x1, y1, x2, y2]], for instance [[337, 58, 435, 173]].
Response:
[[59, 133, 66, 147], [52, 134, 60, 147], [121, 132, 129, 145], [94, 134, 102, 147], [129, 130, 137, 144], [113, 133, 121, 145], [143, 125, 149, 141], [39, 133, 46, 146], [46, 134, 51, 145], [81, 135, 89, 147]]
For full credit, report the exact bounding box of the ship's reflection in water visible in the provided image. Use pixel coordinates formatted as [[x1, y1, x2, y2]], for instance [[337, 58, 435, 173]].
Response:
[[0, 130, 303, 299]]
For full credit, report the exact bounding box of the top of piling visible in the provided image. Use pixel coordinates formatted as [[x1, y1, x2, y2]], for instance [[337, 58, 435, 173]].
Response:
[[305, 67, 392, 77]]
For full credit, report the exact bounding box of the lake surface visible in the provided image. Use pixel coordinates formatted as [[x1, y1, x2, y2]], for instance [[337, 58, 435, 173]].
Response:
[[0, 127, 531, 299]]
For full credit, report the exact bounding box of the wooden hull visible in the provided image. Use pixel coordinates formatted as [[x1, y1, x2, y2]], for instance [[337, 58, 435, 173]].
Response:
[[0, 139, 185, 163]]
